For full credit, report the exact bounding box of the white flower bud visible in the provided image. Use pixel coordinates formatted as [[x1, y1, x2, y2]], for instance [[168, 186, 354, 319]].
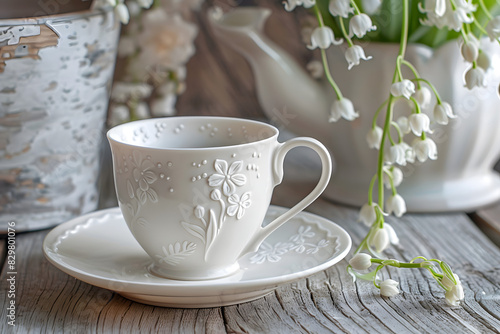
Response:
[[384, 167, 403, 189], [433, 102, 456, 125], [359, 203, 376, 226], [461, 39, 479, 63], [210, 189, 222, 201], [409, 113, 431, 136], [349, 253, 373, 270], [349, 13, 376, 38], [308, 26, 343, 50], [371, 227, 389, 253], [380, 279, 400, 297], [414, 86, 432, 109], [464, 67, 486, 90], [383, 223, 399, 245], [194, 205, 205, 219], [329, 0, 354, 18], [390, 79, 415, 99], [345, 45, 372, 69], [386, 194, 406, 218], [366, 126, 383, 149], [137, 0, 153, 9], [329, 98, 359, 122]]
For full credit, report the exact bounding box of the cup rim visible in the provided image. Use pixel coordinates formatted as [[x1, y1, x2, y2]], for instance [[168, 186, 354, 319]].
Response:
[[107, 116, 280, 151]]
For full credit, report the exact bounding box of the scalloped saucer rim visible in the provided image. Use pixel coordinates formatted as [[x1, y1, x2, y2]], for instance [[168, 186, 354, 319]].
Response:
[[43, 205, 351, 308]]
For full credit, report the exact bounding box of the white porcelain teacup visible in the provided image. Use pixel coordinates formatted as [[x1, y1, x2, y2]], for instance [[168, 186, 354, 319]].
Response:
[[107, 116, 332, 280]]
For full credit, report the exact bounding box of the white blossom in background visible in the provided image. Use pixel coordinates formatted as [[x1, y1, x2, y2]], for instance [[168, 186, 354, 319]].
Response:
[[345, 45, 372, 69], [328, 0, 354, 18], [464, 67, 486, 89], [151, 95, 177, 117], [349, 253, 372, 270], [420, 0, 475, 31], [306, 60, 324, 79], [283, 0, 316, 12], [133, 9, 198, 73], [111, 82, 153, 103], [362, 0, 382, 15], [390, 79, 415, 99], [380, 279, 400, 297], [108, 105, 130, 126], [433, 102, 456, 125], [486, 16, 500, 42], [308, 26, 343, 50], [115, 3, 130, 24], [349, 14, 377, 38], [329, 98, 359, 122]]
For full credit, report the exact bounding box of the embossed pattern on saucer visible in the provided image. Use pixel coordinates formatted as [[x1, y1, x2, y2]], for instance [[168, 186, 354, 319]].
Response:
[[43, 205, 351, 308]]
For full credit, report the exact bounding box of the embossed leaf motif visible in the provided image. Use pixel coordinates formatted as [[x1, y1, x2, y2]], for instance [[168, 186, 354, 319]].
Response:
[[127, 180, 135, 199], [131, 150, 159, 204], [182, 222, 206, 243], [208, 159, 247, 196], [156, 241, 197, 266]]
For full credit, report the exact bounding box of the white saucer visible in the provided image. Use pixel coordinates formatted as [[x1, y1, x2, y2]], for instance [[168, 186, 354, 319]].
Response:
[[43, 205, 351, 308]]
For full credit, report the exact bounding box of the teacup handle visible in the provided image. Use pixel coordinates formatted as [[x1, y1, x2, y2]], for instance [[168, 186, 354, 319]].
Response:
[[238, 137, 332, 257]]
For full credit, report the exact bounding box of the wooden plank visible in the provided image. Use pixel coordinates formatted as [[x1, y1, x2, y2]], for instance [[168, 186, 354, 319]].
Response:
[[1, 191, 499, 332]]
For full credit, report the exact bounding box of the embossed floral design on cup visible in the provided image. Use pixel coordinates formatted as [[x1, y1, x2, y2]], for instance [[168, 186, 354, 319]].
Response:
[[108, 116, 332, 280]]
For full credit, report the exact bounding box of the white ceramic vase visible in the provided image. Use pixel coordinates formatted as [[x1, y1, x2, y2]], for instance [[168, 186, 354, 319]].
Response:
[[0, 8, 120, 231]]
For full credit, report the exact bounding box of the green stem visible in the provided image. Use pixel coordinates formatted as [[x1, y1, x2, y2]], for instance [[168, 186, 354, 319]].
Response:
[[339, 17, 354, 47]]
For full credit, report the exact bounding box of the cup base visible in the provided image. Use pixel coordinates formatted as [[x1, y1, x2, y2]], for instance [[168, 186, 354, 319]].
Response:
[[148, 262, 241, 281]]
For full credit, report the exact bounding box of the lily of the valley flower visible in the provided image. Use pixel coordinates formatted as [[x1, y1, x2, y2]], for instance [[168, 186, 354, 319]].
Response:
[[433, 102, 456, 125], [464, 67, 486, 89], [390, 79, 415, 99], [345, 45, 372, 69], [383, 166, 403, 189], [366, 126, 383, 149], [386, 143, 408, 166], [386, 194, 407, 217], [329, 98, 359, 122], [412, 137, 438, 162], [359, 203, 377, 226], [329, 0, 354, 18], [380, 279, 400, 297], [349, 253, 373, 270], [308, 26, 343, 50], [283, 0, 316, 12], [486, 16, 500, 42], [409, 113, 431, 136], [396, 116, 411, 134], [371, 227, 389, 252], [477, 50, 492, 72], [442, 273, 465, 307], [362, 0, 382, 15], [414, 86, 432, 109], [349, 14, 377, 38], [461, 34, 479, 63], [420, 0, 475, 31]]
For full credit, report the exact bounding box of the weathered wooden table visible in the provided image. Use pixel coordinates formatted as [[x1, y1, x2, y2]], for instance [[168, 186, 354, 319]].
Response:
[[1, 152, 500, 333], [2, 2, 500, 331]]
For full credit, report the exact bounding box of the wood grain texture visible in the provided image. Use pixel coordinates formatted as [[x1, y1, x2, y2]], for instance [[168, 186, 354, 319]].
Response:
[[1, 175, 499, 333], [2, 2, 500, 333]]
